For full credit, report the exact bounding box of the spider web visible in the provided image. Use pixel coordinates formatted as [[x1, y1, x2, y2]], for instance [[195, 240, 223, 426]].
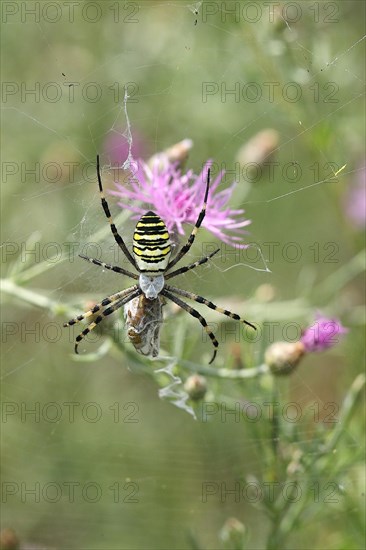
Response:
[[1, 1, 365, 549]]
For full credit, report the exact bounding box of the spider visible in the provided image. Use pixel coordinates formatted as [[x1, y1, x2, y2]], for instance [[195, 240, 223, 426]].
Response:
[[64, 155, 256, 363]]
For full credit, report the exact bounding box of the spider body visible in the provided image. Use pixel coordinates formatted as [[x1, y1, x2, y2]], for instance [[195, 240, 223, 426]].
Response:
[[133, 211, 172, 274], [133, 211, 171, 299], [64, 155, 256, 363]]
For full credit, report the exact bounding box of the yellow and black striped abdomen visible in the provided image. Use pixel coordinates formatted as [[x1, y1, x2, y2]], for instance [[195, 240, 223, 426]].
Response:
[[133, 211, 171, 273]]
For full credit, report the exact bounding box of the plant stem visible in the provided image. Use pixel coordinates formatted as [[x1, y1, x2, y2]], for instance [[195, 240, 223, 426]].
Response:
[[179, 359, 269, 379], [1, 278, 63, 313]]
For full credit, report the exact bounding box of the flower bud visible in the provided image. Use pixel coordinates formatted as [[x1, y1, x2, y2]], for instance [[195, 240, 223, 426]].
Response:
[[0, 529, 19, 550], [255, 283, 276, 302], [184, 374, 207, 401], [236, 129, 279, 170], [148, 139, 193, 170], [286, 448, 304, 476], [219, 518, 246, 548], [265, 341, 305, 375]]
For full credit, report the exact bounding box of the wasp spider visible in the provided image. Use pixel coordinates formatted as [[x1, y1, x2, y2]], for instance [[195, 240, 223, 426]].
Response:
[[64, 155, 256, 363]]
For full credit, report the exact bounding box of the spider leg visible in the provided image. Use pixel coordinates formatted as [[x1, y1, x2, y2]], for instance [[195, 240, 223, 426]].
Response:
[[79, 254, 138, 280], [165, 248, 220, 280], [166, 168, 211, 271], [63, 285, 139, 327], [96, 154, 137, 270], [161, 288, 218, 364], [164, 284, 257, 330], [74, 287, 142, 354]]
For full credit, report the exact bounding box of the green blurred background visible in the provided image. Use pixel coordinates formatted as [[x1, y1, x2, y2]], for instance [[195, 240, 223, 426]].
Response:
[[1, 1, 365, 548]]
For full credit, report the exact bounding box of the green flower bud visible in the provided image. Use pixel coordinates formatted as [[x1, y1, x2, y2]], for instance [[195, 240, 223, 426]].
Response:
[[219, 517, 246, 548], [184, 374, 207, 401]]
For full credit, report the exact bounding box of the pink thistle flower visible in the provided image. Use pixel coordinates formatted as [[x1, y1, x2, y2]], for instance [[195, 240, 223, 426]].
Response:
[[110, 158, 251, 248], [300, 314, 348, 353]]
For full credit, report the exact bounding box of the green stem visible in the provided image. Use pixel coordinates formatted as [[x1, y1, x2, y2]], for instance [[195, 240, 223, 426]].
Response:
[[1, 278, 63, 314], [324, 373, 366, 452], [314, 249, 365, 302], [179, 359, 269, 379], [14, 255, 71, 285], [266, 373, 366, 547]]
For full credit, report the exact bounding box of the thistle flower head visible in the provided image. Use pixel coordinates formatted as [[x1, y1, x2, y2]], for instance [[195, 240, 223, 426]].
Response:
[[300, 314, 348, 353], [110, 158, 251, 248]]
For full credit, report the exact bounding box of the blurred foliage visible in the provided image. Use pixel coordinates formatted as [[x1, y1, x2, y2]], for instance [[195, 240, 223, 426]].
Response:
[[1, 1, 365, 549]]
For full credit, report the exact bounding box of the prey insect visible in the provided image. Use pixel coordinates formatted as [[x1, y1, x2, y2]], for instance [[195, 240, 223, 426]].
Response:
[[124, 294, 164, 358], [64, 155, 256, 363]]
